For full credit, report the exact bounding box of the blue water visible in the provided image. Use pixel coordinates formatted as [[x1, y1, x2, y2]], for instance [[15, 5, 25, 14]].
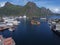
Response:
[[13, 21, 60, 45], [1, 18, 60, 45]]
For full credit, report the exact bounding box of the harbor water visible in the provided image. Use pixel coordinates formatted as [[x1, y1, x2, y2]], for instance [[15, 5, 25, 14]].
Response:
[[0, 16, 60, 45]]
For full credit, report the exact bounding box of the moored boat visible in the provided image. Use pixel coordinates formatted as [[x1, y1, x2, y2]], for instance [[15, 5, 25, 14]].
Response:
[[0, 17, 20, 31], [0, 35, 15, 45], [31, 20, 40, 25], [48, 19, 60, 35], [0, 23, 9, 31]]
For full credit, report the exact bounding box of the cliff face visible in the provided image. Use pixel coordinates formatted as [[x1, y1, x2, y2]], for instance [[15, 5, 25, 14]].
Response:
[[0, 2, 53, 17]]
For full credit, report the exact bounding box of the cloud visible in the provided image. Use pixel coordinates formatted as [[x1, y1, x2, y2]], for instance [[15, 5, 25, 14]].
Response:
[[49, 7, 60, 13], [0, 2, 6, 7]]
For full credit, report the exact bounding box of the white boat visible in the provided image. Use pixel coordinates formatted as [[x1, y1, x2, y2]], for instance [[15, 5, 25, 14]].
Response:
[[0, 17, 20, 31], [55, 24, 60, 30], [48, 19, 60, 33]]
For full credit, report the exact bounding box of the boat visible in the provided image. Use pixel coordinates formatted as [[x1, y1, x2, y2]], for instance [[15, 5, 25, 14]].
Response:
[[0, 35, 15, 45], [30, 17, 40, 25], [31, 20, 40, 25], [0, 17, 20, 31], [48, 19, 60, 35], [0, 22, 9, 31]]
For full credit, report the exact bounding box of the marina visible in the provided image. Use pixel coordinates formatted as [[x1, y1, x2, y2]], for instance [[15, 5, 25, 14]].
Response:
[[48, 18, 60, 35], [0, 0, 60, 45], [0, 16, 21, 31], [0, 16, 27, 45], [13, 19, 60, 45], [0, 16, 60, 45]]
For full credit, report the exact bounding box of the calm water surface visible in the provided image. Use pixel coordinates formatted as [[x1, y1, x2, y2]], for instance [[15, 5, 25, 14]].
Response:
[[13, 20, 60, 45], [0, 19, 60, 45]]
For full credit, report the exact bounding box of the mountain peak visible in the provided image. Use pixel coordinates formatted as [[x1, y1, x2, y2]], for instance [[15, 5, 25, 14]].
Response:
[[5, 2, 13, 6], [27, 2, 35, 5], [0, 1, 53, 16], [26, 2, 36, 7]]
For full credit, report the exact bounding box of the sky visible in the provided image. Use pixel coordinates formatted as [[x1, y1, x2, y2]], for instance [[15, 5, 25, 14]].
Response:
[[0, 0, 60, 13]]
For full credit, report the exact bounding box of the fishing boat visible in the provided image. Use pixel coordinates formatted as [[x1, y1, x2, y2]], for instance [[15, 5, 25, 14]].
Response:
[[30, 17, 40, 25], [31, 20, 40, 25]]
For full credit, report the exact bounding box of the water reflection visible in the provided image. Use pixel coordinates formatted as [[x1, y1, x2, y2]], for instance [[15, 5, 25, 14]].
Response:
[[13, 20, 60, 45], [0, 19, 60, 45]]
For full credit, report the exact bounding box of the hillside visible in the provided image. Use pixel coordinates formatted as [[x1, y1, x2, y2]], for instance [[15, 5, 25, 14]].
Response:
[[0, 2, 53, 17]]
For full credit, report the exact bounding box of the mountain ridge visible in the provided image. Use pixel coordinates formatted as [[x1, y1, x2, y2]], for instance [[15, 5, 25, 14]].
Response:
[[0, 2, 54, 17]]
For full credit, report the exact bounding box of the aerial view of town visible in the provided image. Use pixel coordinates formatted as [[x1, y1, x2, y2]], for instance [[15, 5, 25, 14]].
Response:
[[0, 0, 60, 45]]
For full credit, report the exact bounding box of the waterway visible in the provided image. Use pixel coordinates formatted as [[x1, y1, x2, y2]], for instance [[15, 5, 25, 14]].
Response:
[[0, 17, 60, 45]]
